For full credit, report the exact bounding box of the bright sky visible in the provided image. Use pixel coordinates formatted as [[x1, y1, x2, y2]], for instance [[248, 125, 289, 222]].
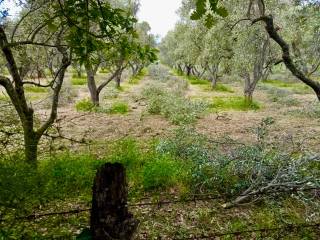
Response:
[[137, 0, 182, 38]]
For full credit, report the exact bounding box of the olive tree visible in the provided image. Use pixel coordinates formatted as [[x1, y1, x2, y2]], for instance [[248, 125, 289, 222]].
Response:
[[0, 0, 136, 165]]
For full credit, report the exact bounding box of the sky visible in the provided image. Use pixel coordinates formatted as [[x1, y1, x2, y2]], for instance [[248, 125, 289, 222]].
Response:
[[1, 0, 182, 38], [137, 0, 182, 38]]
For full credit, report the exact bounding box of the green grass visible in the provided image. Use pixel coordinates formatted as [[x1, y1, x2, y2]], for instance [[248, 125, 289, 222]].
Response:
[[71, 77, 87, 86], [201, 83, 234, 93], [210, 96, 261, 111], [75, 98, 95, 112], [24, 86, 48, 93], [129, 69, 147, 84], [262, 79, 311, 93], [108, 102, 129, 114], [99, 68, 109, 74], [187, 76, 209, 85]]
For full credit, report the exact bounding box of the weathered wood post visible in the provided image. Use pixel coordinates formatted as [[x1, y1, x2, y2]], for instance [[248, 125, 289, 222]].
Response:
[[91, 163, 138, 240]]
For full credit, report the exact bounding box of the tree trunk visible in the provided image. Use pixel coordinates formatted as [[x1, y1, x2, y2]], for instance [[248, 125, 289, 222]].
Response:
[[211, 77, 218, 89], [116, 75, 121, 88], [91, 163, 138, 240], [186, 65, 192, 76], [244, 91, 253, 105], [85, 64, 100, 106], [24, 130, 40, 166]]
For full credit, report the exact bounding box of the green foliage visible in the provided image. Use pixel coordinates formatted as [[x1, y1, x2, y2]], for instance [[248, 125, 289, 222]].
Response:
[[24, 86, 48, 93], [75, 98, 96, 112], [99, 68, 109, 74], [142, 156, 189, 190], [71, 77, 87, 86], [148, 64, 171, 81], [191, 0, 228, 28], [41, 154, 99, 199], [157, 126, 320, 196], [210, 96, 261, 111], [143, 84, 208, 125], [108, 102, 129, 114], [129, 68, 147, 84]]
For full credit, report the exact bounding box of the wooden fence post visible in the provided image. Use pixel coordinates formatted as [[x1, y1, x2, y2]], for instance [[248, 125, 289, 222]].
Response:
[[91, 163, 138, 240]]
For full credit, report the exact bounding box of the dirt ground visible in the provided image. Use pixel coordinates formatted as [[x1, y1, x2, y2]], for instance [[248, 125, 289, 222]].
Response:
[[25, 70, 320, 151]]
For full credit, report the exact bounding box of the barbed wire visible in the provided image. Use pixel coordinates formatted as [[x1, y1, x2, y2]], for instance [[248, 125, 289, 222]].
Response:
[[2, 187, 318, 223]]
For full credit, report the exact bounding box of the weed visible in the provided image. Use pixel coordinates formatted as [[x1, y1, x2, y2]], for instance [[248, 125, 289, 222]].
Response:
[[99, 68, 109, 74], [108, 102, 129, 114], [75, 98, 95, 112], [142, 156, 190, 190], [210, 96, 261, 111], [71, 77, 87, 86], [262, 79, 311, 94], [129, 69, 147, 84], [201, 83, 234, 93], [24, 86, 48, 93]]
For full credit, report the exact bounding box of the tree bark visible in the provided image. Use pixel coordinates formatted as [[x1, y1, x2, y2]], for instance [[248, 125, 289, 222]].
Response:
[[91, 163, 138, 240], [85, 64, 100, 106]]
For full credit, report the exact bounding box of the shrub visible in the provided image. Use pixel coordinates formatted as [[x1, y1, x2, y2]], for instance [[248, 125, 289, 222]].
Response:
[[210, 96, 261, 111], [142, 84, 208, 125], [75, 98, 95, 112], [157, 126, 320, 197], [148, 64, 171, 81], [108, 102, 129, 114], [71, 77, 87, 86]]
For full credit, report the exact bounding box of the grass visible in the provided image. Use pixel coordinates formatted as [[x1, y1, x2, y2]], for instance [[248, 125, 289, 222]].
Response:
[[71, 77, 87, 86], [108, 102, 129, 114], [173, 70, 234, 93], [129, 69, 147, 84], [24, 86, 48, 93], [201, 83, 234, 93], [75, 98, 95, 112], [210, 96, 261, 111], [262, 79, 312, 94], [1, 132, 319, 239], [99, 68, 109, 74]]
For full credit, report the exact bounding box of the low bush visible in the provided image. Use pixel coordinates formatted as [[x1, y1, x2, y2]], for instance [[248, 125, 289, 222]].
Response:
[[142, 82, 208, 125], [157, 125, 320, 197], [108, 102, 129, 114], [210, 96, 261, 111], [75, 98, 95, 112], [148, 64, 171, 81]]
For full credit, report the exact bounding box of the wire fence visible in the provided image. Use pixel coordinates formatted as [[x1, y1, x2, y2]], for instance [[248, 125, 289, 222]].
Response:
[[4, 186, 319, 222]]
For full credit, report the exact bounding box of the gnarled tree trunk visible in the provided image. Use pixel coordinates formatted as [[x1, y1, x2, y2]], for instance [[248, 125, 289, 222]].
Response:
[[85, 64, 100, 106], [91, 163, 138, 240]]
